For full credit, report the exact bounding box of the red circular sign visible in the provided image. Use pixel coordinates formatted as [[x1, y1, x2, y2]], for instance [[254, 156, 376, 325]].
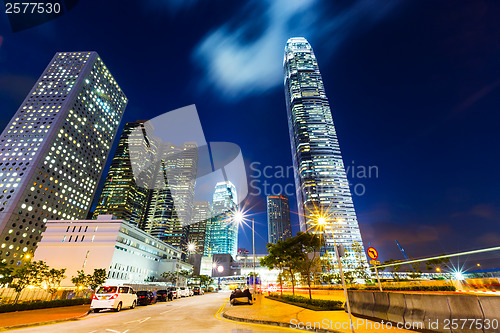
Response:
[[367, 247, 379, 260]]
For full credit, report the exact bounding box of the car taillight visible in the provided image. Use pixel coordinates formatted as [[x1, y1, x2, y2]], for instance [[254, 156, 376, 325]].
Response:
[[109, 294, 118, 300], [92, 294, 98, 300]]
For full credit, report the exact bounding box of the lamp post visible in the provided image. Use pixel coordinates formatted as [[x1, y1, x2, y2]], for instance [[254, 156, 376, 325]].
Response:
[[234, 210, 256, 300], [317, 216, 355, 333]]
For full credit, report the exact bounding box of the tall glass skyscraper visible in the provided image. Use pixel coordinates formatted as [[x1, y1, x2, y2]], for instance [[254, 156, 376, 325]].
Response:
[[0, 52, 127, 265], [284, 37, 365, 260], [204, 181, 238, 259], [93, 121, 154, 227], [267, 194, 292, 244], [189, 201, 210, 254]]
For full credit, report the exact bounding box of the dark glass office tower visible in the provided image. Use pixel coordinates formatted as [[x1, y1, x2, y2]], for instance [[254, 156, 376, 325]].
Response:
[[267, 194, 292, 244]]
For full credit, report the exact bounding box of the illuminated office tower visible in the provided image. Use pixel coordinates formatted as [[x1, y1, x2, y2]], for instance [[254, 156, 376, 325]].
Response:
[[0, 52, 127, 265], [188, 201, 210, 254], [284, 38, 365, 259], [142, 142, 198, 250], [204, 181, 238, 258], [267, 194, 292, 244], [93, 121, 156, 227]]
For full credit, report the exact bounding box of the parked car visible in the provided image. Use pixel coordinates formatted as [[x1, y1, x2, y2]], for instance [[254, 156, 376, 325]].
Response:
[[193, 286, 204, 295], [91, 286, 137, 312], [179, 287, 190, 297], [167, 287, 181, 299], [136, 290, 157, 305], [157, 290, 170, 302]]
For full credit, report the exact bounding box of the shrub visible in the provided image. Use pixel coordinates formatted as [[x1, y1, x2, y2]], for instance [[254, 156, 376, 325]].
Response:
[[268, 293, 343, 311], [0, 298, 91, 313]]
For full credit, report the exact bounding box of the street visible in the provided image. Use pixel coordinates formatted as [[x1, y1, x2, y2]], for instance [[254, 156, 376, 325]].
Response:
[[10, 292, 291, 333]]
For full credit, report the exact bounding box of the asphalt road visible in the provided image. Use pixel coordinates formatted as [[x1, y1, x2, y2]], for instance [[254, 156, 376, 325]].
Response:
[[10, 291, 292, 333]]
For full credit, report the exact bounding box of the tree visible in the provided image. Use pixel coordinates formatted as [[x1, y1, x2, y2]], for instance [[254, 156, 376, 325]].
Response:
[[12, 261, 49, 302], [45, 268, 66, 300], [352, 241, 369, 281], [88, 269, 107, 290], [383, 259, 402, 281], [295, 232, 323, 301], [408, 262, 422, 280], [0, 262, 13, 287], [261, 238, 302, 296], [160, 271, 177, 284], [71, 270, 88, 289], [425, 256, 450, 272], [196, 275, 213, 288]]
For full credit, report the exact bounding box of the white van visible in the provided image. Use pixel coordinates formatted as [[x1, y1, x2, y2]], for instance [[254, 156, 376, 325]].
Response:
[[91, 286, 137, 312]]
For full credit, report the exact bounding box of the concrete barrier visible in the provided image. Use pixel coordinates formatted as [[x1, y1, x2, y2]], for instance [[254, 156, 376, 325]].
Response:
[[446, 294, 483, 333], [372, 292, 390, 321], [347, 290, 375, 319], [387, 292, 406, 324], [403, 294, 427, 330], [421, 294, 452, 333], [477, 295, 500, 333]]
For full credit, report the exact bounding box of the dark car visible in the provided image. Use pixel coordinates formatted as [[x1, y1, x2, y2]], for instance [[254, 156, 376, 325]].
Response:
[[193, 286, 204, 295], [136, 290, 157, 305], [157, 290, 170, 302], [167, 287, 179, 300]]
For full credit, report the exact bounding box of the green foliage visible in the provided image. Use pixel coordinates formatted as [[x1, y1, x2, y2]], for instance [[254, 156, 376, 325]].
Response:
[[352, 241, 369, 280], [71, 268, 107, 290], [425, 256, 450, 271], [12, 261, 50, 293], [196, 274, 213, 287], [161, 271, 176, 284], [295, 232, 323, 300], [89, 269, 107, 290], [0, 298, 91, 313], [247, 271, 260, 277], [71, 270, 88, 289], [267, 293, 343, 311], [0, 262, 14, 287], [45, 268, 66, 295]]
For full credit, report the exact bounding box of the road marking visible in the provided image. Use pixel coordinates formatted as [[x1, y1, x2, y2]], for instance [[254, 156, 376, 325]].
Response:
[[124, 317, 151, 324]]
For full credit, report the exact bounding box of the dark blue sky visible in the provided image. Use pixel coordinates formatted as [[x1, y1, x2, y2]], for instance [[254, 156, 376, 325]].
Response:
[[1, 0, 499, 269]]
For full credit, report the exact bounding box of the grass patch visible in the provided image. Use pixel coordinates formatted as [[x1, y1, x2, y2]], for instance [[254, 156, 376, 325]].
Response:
[[0, 298, 91, 313], [267, 293, 343, 311]]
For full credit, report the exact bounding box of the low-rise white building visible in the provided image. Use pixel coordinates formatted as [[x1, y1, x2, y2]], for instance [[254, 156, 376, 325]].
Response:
[[34, 215, 192, 287]]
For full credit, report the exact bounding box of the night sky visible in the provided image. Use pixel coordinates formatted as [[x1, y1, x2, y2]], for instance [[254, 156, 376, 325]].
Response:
[[1, 0, 499, 270]]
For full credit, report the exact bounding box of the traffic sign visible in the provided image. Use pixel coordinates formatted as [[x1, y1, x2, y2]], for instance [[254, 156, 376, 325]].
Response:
[[369, 260, 380, 265], [367, 247, 379, 260]]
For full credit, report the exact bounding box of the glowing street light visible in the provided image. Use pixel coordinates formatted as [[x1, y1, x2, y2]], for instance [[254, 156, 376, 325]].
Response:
[[232, 209, 256, 300], [187, 242, 197, 253], [314, 214, 354, 333]]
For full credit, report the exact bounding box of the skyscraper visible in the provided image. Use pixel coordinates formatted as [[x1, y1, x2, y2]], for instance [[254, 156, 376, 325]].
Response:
[[142, 142, 198, 249], [284, 37, 365, 259], [0, 52, 127, 265], [93, 121, 155, 227], [188, 201, 210, 254], [204, 181, 238, 258], [267, 194, 292, 244]]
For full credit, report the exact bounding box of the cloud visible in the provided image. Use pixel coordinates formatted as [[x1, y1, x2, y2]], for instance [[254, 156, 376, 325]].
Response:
[[193, 0, 402, 100], [475, 232, 500, 247], [451, 203, 497, 220]]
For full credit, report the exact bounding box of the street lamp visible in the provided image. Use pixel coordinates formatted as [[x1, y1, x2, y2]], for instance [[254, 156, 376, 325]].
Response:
[[316, 215, 355, 333], [233, 209, 256, 300]]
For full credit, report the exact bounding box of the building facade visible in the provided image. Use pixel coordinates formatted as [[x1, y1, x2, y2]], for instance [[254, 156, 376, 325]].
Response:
[[93, 121, 155, 227], [267, 194, 292, 244], [33, 215, 191, 286], [188, 201, 210, 254], [204, 181, 238, 258], [142, 142, 198, 250], [0, 52, 127, 266], [284, 38, 365, 260]]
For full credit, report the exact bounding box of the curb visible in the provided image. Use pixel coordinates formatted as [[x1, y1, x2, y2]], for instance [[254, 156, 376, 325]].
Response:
[[222, 311, 342, 333], [0, 310, 90, 331]]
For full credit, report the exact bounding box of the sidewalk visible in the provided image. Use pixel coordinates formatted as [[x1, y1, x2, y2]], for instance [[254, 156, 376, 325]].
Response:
[[223, 294, 417, 333], [0, 304, 90, 330]]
